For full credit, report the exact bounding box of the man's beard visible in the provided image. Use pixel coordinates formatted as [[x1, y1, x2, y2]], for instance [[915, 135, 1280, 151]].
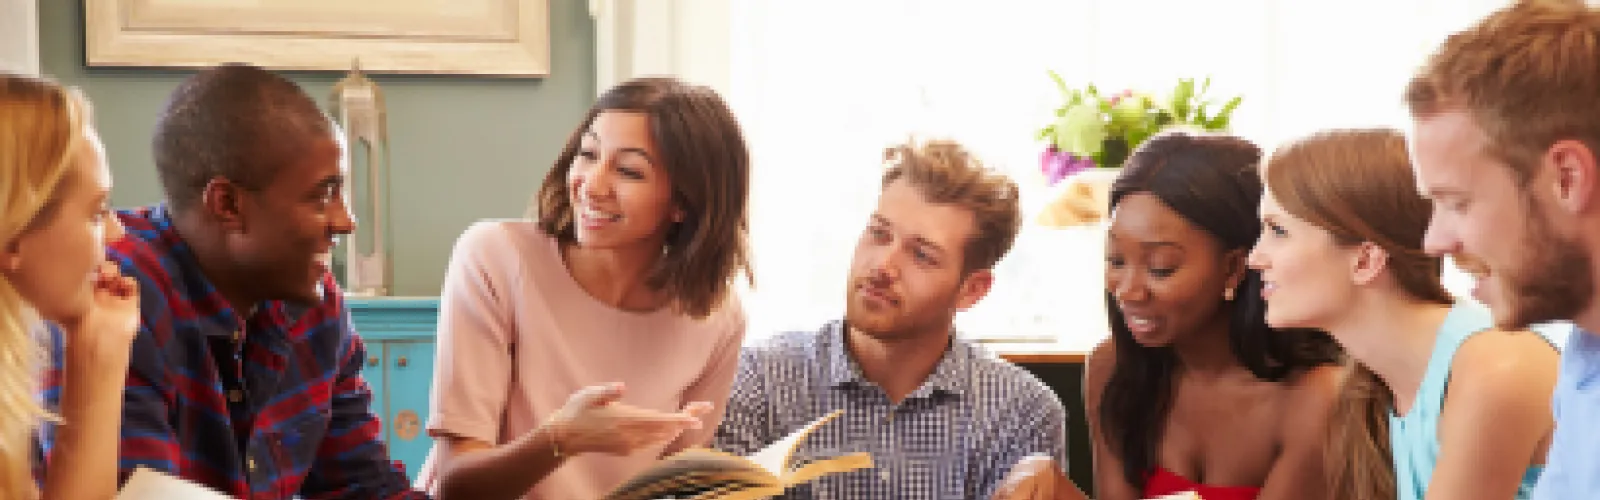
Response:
[[844, 289, 958, 341], [1497, 198, 1595, 328]]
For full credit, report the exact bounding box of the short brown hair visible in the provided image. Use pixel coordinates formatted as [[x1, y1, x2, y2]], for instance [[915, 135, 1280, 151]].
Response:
[[535, 77, 752, 319], [1405, 0, 1600, 184], [154, 63, 332, 212], [879, 139, 1021, 273]]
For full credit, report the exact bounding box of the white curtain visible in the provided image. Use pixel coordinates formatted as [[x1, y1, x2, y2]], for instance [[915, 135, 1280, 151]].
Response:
[[719, 0, 1536, 343]]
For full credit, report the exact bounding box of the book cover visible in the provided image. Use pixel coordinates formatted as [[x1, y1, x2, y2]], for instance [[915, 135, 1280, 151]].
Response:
[[115, 467, 233, 500]]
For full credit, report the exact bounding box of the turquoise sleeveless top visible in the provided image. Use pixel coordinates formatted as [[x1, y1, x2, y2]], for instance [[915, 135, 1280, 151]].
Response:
[[1390, 304, 1546, 500]]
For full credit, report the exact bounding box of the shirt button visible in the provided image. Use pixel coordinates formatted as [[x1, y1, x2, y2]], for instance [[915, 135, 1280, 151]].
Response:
[[227, 390, 243, 403]]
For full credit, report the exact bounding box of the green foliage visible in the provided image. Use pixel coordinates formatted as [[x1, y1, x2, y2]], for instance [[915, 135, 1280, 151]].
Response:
[[1038, 74, 1243, 169]]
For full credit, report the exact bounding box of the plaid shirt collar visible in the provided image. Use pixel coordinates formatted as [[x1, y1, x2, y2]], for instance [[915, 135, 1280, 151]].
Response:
[[820, 320, 973, 398]]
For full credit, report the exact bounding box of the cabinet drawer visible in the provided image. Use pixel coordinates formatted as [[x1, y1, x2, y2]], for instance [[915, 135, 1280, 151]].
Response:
[[382, 340, 436, 482]]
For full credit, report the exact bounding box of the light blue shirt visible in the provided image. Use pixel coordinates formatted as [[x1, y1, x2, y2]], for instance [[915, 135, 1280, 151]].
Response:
[[1532, 326, 1600, 499], [1392, 304, 1545, 500]]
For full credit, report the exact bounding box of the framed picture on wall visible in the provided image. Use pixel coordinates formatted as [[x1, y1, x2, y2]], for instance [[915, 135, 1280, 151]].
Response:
[[0, 0, 40, 75], [84, 0, 550, 77]]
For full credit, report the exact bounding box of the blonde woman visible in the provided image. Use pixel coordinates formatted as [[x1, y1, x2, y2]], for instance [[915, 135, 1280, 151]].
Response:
[[0, 73, 140, 499]]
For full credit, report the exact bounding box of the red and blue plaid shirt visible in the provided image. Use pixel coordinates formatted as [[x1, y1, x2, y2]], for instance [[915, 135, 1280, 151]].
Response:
[[39, 205, 427, 500]]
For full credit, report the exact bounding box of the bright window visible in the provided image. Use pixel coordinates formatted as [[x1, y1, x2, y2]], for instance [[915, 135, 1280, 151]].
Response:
[[721, 0, 1547, 343]]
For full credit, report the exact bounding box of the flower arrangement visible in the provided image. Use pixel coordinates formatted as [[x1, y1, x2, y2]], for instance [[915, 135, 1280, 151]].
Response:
[[1036, 73, 1243, 185]]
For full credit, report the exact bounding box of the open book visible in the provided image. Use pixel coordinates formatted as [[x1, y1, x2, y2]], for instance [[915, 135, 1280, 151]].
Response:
[[602, 409, 873, 500], [115, 467, 233, 499]]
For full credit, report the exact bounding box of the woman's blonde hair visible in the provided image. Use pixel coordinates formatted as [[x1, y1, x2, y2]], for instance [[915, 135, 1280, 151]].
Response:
[[0, 72, 90, 500]]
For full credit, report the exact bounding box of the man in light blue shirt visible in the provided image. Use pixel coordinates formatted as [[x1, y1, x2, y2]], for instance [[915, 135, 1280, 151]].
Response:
[[1537, 326, 1600, 497], [712, 139, 1067, 499], [1405, 2, 1600, 498]]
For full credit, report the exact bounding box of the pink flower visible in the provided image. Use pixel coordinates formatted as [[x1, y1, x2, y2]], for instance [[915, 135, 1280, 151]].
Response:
[[1041, 146, 1096, 186], [1108, 89, 1134, 106]]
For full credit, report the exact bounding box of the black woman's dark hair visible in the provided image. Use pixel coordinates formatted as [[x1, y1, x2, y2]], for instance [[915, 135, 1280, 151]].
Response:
[[1097, 129, 1342, 489]]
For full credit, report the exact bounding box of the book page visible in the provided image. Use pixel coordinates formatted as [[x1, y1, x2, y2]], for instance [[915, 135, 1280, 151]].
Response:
[[116, 467, 233, 500], [745, 409, 846, 475], [603, 409, 869, 500]]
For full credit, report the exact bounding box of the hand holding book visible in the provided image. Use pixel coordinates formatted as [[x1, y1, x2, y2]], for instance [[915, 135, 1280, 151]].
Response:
[[991, 455, 1200, 500], [992, 455, 1088, 500]]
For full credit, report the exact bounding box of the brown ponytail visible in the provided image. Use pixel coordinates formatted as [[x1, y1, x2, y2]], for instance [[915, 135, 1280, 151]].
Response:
[[1325, 362, 1396, 500]]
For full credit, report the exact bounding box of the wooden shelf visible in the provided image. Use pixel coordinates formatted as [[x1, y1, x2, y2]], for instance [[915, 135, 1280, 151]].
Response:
[[982, 340, 1097, 365]]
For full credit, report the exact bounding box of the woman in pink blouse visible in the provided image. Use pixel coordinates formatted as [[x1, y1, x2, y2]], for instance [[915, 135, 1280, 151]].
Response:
[[417, 77, 753, 500]]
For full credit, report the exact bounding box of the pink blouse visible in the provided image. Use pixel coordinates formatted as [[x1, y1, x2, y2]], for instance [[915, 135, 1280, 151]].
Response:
[[415, 221, 746, 500]]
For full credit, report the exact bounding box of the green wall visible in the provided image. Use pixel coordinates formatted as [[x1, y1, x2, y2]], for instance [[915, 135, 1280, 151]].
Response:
[[38, 1, 596, 296]]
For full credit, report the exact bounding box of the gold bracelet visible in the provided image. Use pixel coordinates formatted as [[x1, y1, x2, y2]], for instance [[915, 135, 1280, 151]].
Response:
[[547, 419, 564, 459]]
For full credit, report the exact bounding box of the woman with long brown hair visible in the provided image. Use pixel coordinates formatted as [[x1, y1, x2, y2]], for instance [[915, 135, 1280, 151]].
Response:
[[1248, 128, 1554, 500], [0, 72, 139, 499], [418, 76, 754, 500]]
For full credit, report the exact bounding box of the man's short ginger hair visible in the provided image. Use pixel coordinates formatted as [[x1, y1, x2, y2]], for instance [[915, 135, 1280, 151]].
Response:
[[1405, 0, 1600, 184], [879, 139, 1022, 273]]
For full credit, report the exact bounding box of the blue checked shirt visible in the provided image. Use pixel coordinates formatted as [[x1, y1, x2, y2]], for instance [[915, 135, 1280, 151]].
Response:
[[712, 321, 1069, 499]]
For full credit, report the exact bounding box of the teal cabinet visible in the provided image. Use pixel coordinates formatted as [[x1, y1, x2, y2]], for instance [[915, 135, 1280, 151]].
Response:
[[347, 297, 441, 482], [383, 340, 437, 479]]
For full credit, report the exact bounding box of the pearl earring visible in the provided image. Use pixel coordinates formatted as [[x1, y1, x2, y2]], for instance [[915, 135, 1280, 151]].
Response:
[[1223, 287, 1235, 301]]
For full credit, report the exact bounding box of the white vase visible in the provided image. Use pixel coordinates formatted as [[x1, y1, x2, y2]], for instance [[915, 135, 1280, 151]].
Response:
[[1035, 168, 1123, 227]]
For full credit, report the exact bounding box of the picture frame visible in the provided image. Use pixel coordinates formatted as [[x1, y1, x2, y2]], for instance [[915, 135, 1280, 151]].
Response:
[[1, 0, 40, 75], [84, 0, 550, 77]]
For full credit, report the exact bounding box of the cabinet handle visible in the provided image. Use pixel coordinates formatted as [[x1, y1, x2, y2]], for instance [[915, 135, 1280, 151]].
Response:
[[367, 357, 379, 367], [396, 356, 408, 368]]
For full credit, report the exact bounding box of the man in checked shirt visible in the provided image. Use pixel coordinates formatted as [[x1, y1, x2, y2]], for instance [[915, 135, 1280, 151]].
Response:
[[37, 63, 426, 500], [712, 138, 1069, 498]]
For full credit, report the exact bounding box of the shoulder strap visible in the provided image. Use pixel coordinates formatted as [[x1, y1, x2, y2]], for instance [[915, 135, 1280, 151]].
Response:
[[1416, 304, 1493, 412]]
